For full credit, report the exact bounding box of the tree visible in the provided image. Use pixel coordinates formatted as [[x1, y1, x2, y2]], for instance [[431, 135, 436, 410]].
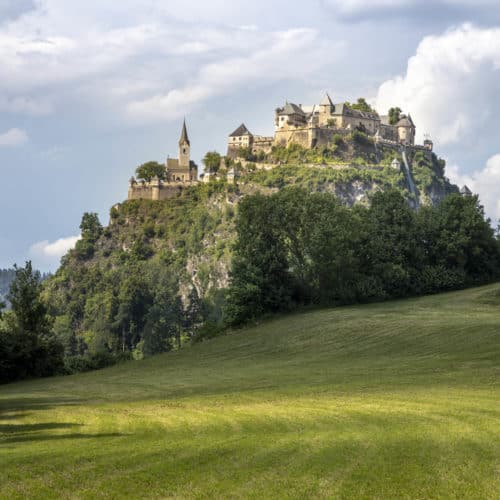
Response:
[[80, 212, 102, 242], [75, 213, 103, 260], [365, 190, 418, 298], [114, 268, 152, 352], [0, 261, 64, 382], [135, 161, 166, 182], [433, 194, 500, 283], [302, 194, 361, 304], [183, 287, 203, 338], [225, 194, 294, 325], [203, 151, 222, 173], [142, 292, 178, 356], [346, 98, 377, 114], [389, 107, 402, 125]]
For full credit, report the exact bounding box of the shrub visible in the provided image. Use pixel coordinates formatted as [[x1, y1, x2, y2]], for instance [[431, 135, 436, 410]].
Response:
[[191, 320, 224, 344], [64, 351, 132, 374], [352, 129, 373, 146], [332, 134, 344, 146]]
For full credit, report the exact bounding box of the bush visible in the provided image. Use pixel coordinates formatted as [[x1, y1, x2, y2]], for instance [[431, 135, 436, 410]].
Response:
[[352, 129, 373, 146], [74, 239, 95, 260], [64, 351, 132, 374], [332, 134, 344, 146], [191, 320, 224, 344]]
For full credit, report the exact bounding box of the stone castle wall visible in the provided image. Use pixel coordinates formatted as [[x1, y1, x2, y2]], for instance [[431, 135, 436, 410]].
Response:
[[275, 126, 351, 149], [128, 180, 196, 201], [274, 127, 311, 148]]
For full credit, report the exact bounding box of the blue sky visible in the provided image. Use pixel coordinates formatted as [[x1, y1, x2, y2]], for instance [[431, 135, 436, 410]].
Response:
[[1, 0, 500, 270]]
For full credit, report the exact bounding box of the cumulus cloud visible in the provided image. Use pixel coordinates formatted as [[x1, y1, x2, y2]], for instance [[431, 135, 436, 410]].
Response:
[[30, 235, 80, 260], [448, 155, 500, 222], [375, 24, 500, 145], [0, 128, 28, 147]]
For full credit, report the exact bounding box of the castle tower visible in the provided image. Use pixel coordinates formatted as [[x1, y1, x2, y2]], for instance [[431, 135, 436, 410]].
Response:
[[396, 115, 416, 145], [319, 93, 334, 126], [179, 119, 190, 169]]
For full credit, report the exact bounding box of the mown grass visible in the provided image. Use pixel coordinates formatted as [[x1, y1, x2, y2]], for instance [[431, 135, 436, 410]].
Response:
[[1, 284, 499, 498]]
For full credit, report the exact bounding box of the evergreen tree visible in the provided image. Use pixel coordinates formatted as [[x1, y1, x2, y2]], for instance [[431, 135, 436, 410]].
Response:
[[0, 261, 63, 382], [183, 287, 203, 338]]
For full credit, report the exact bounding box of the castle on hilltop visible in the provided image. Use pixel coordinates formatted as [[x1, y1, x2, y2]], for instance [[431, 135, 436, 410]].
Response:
[[127, 94, 439, 202], [128, 120, 199, 201], [227, 93, 433, 158]]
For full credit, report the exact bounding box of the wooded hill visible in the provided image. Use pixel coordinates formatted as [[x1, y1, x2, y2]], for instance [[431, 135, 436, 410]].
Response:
[[36, 140, 500, 373]]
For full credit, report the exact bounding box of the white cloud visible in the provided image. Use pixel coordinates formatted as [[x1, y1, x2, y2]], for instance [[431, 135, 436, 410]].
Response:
[[29, 234, 81, 271], [0, 128, 28, 147], [30, 235, 80, 259], [0, 1, 337, 125], [375, 24, 500, 145], [448, 155, 500, 222], [126, 28, 335, 123]]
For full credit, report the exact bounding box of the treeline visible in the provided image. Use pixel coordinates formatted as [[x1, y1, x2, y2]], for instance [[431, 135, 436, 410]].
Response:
[[0, 263, 64, 382], [0, 260, 206, 383], [2, 187, 499, 383], [225, 188, 500, 325]]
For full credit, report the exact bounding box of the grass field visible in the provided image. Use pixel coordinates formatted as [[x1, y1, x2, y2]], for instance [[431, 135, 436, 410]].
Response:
[[1, 284, 499, 499]]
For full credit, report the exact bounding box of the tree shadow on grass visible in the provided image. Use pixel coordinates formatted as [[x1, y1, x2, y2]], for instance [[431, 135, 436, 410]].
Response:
[[0, 422, 81, 434], [0, 396, 82, 421], [0, 396, 126, 446], [2, 432, 125, 445]]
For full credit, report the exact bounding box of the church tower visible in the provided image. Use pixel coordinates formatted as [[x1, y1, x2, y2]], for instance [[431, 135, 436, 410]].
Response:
[[179, 119, 190, 169]]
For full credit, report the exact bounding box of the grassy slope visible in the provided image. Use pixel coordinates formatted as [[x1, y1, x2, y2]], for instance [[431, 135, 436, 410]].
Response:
[[1, 285, 499, 499]]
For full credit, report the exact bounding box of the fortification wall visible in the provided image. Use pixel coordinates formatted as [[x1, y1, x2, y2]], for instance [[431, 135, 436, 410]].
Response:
[[275, 127, 311, 148], [128, 181, 194, 201], [312, 128, 350, 147], [379, 124, 398, 142], [227, 145, 241, 159], [252, 136, 274, 155]]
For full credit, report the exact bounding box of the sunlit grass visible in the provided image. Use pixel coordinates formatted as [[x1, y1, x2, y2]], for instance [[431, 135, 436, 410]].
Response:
[[1, 284, 499, 498]]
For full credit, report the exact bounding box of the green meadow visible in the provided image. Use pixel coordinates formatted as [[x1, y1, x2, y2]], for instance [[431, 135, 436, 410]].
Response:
[[1, 284, 499, 499]]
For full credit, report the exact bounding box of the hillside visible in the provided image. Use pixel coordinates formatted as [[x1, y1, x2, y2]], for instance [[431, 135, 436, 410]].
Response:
[[1, 284, 499, 498], [44, 145, 459, 353]]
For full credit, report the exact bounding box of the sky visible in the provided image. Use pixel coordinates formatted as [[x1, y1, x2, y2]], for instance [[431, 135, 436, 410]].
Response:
[[1, 0, 500, 271]]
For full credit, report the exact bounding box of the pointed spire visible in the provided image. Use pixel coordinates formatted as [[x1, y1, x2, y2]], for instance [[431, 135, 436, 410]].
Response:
[[179, 119, 190, 146], [320, 92, 333, 107]]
